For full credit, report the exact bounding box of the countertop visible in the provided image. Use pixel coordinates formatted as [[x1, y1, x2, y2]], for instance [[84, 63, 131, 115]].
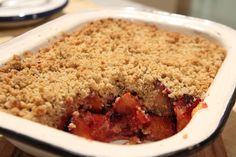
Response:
[[0, 0, 235, 157]]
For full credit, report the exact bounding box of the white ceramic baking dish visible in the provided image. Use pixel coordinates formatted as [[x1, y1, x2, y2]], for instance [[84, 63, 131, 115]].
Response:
[[0, 8, 236, 157]]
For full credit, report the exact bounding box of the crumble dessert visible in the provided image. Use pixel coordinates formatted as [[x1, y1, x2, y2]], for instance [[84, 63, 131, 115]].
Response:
[[0, 19, 225, 143]]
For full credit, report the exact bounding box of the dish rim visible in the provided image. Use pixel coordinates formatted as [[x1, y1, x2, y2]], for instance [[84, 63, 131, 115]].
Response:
[[0, 8, 236, 157]]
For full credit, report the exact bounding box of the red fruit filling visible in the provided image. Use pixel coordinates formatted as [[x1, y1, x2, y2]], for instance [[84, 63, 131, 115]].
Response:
[[59, 82, 206, 143], [173, 95, 202, 131]]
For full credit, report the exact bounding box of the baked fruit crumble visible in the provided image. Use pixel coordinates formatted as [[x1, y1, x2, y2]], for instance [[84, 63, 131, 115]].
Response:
[[0, 19, 225, 143]]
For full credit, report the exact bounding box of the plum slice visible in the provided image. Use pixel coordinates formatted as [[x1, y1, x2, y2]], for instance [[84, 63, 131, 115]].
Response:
[[173, 95, 201, 131]]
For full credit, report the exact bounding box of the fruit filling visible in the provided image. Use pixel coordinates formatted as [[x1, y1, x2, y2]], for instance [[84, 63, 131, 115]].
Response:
[[60, 82, 206, 144]]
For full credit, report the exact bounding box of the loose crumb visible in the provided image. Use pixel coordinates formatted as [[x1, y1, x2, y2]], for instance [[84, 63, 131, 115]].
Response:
[[183, 134, 188, 139]]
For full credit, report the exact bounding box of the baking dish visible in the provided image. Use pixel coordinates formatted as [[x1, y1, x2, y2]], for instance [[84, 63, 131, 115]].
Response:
[[0, 8, 236, 157]]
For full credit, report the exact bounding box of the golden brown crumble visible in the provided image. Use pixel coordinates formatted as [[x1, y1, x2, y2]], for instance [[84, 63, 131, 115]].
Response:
[[0, 19, 225, 127]]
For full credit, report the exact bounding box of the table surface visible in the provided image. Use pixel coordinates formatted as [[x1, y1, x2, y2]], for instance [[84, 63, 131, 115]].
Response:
[[0, 136, 227, 157], [0, 0, 235, 157]]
